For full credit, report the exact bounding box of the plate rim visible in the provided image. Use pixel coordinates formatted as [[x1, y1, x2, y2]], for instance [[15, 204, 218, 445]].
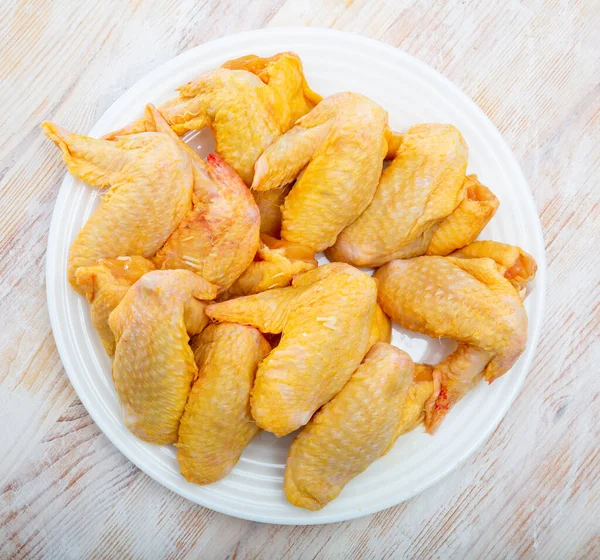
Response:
[[45, 26, 547, 525]]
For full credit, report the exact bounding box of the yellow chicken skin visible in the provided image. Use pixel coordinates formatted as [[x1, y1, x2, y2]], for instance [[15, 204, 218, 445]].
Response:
[[326, 124, 468, 267], [109, 270, 218, 444], [253, 185, 292, 238], [42, 122, 194, 294], [426, 175, 499, 256], [425, 343, 494, 433], [385, 131, 405, 159], [452, 240, 537, 298], [367, 304, 392, 349], [206, 263, 378, 437], [120, 104, 259, 291], [153, 152, 260, 289], [224, 235, 317, 298], [75, 256, 155, 355], [221, 52, 321, 127], [284, 343, 413, 510], [177, 324, 270, 484], [252, 92, 389, 252], [375, 256, 529, 433], [106, 53, 320, 185], [395, 364, 435, 437]]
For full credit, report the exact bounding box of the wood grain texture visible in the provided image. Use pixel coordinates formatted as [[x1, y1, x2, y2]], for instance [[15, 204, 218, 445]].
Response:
[[1, 0, 598, 557]]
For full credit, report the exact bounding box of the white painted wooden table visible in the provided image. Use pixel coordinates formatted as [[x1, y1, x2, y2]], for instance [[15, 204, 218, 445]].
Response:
[[1, 1, 598, 558]]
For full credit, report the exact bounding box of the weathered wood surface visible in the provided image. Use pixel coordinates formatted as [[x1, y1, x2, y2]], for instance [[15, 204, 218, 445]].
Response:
[[1, 0, 598, 558]]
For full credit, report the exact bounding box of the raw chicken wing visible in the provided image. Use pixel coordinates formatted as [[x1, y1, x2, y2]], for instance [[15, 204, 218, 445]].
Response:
[[125, 104, 260, 291], [206, 263, 378, 436], [252, 92, 389, 252], [109, 270, 217, 444], [42, 122, 194, 294], [376, 256, 531, 432], [327, 124, 468, 266], [177, 323, 270, 484], [284, 343, 413, 510]]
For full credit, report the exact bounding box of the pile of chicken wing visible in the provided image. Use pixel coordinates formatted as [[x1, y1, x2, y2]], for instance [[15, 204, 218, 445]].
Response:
[[43, 52, 537, 511]]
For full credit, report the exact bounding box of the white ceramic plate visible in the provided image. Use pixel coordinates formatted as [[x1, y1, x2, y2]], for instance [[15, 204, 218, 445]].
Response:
[[46, 28, 546, 524]]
